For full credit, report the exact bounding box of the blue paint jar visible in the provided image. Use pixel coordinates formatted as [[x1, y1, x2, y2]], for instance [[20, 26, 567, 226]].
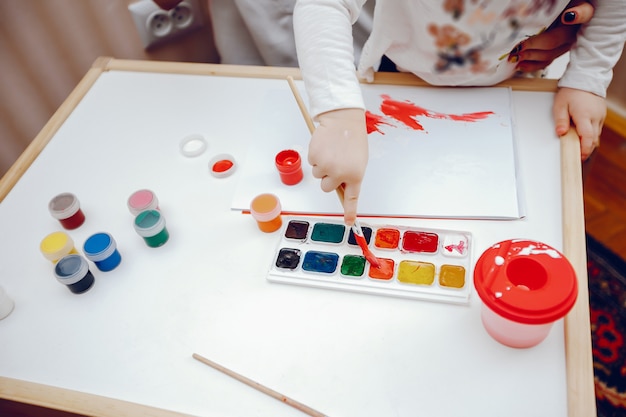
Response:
[[83, 232, 122, 272], [54, 255, 95, 294]]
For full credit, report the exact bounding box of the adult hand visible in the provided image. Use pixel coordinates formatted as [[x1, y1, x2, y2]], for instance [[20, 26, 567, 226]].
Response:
[[509, 0, 594, 73], [308, 109, 368, 226]]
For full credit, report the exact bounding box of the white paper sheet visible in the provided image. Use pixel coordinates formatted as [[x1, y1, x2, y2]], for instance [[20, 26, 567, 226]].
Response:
[[232, 83, 522, 219]]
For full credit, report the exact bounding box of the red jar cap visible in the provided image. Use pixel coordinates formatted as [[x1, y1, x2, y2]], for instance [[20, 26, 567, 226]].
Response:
[[473, 240, 578, 325]]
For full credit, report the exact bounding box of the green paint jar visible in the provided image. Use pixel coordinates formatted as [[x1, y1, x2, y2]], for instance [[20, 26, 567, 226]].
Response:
[[134, 210, 169, 248]]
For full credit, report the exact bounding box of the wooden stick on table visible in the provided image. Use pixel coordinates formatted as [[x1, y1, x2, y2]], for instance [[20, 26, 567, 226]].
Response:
[[192, 353, 328, 417], [287, 76, 316, 133]]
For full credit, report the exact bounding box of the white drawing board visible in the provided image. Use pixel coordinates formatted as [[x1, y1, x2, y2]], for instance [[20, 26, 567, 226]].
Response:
[[232, 82, 523, 219]]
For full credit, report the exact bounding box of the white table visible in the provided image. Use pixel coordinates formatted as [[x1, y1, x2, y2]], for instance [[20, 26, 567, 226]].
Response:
[[0, 58, 594, 417]]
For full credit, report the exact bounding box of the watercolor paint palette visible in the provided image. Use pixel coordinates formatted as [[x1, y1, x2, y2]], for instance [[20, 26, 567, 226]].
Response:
[[267, 217, 473, 304]]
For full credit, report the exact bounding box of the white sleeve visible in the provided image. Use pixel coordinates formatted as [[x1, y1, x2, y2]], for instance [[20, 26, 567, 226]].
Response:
[[294, 0, 368, 119], [558, 0, 626, 97]]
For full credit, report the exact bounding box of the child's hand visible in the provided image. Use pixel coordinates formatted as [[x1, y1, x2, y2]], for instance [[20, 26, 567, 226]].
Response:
[[308, 108, 368, 226], [553, 87, 606, 160]]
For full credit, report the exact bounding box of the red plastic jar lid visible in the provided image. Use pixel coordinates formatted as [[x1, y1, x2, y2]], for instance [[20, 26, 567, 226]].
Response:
[[473, 239, 578, 325]]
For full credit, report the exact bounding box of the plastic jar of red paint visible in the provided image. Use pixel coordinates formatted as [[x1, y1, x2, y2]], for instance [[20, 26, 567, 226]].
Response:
[[127, 189, 159, 216], [275, 150, 303, 185], [48, 192, 85, 230], [83, 232, 122, 272], [209, 154, 237, 178], [473, 239, 578, 348], [40, 231, 78, 263], [134, 210, 170, 248], [54, 254, 95, 294], [250, 193, 282, 233]]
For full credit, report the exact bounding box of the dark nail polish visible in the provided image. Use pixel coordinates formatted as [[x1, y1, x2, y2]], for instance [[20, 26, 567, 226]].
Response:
[[509, 43, 522, 55], [563, 11, 576, 23]]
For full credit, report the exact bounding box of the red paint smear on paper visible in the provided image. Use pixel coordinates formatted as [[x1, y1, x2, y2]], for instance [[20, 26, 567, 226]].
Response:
[[380, 96, 425, 131], [365, 111, 392, 134], [377, 95, 495, 132]]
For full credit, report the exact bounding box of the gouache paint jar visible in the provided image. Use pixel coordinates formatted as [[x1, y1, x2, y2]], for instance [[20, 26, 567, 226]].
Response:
[[127, 189, 159, 216], [0, 286, 15, 320], [83, 232, 122, 272], [40, 231, 78, 263], [209, 154, 237, 178], [54, 254, 95, 294], [275, 149, 303, 185], [134, 209, 169, 248], [250, 193, 282, 233], [474, 239, 578, 348], [48, 192, 85, 230]]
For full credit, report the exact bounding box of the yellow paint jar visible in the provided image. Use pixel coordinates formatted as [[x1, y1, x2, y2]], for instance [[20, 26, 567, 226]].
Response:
[[40, 231, 78, 263]]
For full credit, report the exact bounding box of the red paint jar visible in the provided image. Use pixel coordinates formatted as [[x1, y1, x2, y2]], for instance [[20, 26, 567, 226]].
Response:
[[473, 239, 578, 348], [48, 193, 85, 230], [275, 149, 303, 185], [209, 153, 237, 178]]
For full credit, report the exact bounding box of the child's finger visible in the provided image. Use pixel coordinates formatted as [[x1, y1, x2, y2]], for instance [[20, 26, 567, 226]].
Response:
[[320, 175, 342, 193], [341, 183, 361, 227], [573, 119, 596, 160], [552, 99, 571, 137]]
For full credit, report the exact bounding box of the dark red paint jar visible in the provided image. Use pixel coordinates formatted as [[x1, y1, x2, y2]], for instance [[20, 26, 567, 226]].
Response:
[[48, 192, 85, 230]]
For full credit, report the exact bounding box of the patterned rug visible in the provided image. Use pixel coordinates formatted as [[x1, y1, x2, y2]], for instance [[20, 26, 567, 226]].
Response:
[[587, 235, 626, 417]]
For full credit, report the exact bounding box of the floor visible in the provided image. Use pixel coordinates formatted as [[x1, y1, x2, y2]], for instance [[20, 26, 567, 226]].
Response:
[[1, 126, 625, 417], [583, 126, 626, 260]]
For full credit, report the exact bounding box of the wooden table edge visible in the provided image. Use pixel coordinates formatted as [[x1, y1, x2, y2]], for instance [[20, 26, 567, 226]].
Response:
[[0, 57, 594, 417], [0, 376, 192, 417]]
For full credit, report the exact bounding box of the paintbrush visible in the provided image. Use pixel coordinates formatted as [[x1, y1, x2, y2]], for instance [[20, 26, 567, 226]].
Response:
[[193, 353, 328, 417], [286, 76, 381, 268]]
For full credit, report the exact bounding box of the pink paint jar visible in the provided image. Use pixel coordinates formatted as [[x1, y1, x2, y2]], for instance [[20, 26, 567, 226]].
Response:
[[48, 193, 85, 230], [474, 239, 578, 348], [275, 149, 303, 185], [127, 189, 159, 216]]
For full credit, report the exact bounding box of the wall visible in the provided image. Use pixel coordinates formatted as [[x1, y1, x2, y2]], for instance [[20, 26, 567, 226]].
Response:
[[608, 55, 626, 117], [0, 0, 219, 178]]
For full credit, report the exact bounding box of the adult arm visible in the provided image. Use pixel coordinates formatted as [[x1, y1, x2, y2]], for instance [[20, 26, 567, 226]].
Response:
[[512, 0, 595, 73]]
